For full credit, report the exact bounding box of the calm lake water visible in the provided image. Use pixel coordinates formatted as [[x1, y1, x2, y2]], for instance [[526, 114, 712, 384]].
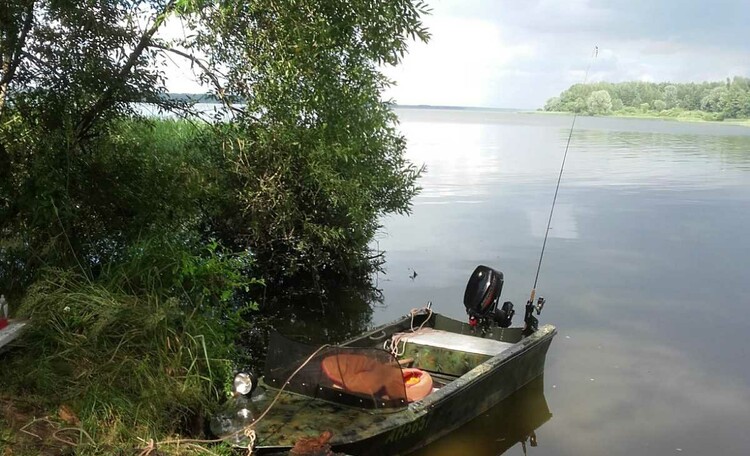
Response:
[[376, 109, 750, 455]]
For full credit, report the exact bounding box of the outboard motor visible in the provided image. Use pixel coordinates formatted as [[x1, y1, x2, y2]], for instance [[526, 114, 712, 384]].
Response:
[[463, 265, 514, 329]]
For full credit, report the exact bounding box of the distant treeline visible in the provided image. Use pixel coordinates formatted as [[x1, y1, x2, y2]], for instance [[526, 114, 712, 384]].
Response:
[[544, 76, 750, 120]]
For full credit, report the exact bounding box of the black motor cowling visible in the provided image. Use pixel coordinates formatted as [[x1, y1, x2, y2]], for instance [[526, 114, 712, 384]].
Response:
[[464, 265, 503, 317], [464, 265, 514, 328]]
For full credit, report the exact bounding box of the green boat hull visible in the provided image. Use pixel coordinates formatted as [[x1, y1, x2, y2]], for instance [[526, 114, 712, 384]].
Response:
[[336, 326, 555, 455], [216, 313, 556, 455]]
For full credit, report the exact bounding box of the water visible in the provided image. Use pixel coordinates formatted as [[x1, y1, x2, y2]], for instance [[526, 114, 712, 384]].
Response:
[[375, 109, 750, 455]]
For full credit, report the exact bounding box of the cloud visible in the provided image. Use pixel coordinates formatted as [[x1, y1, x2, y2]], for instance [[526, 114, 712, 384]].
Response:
[[383, 16, 536, 107], [385, 0, 750, 108]]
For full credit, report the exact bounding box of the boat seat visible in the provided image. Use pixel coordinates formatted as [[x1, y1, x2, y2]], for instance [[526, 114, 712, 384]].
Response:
[[396, 328, 514, 356], [393, 328, 514, 376]]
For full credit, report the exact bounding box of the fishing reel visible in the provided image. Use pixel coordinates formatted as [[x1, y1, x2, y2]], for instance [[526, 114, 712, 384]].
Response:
[[522, 296, 546, 336], [463, 266, 515, 330]]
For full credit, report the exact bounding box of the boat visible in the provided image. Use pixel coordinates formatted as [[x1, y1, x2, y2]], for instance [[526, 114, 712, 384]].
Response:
[[211, 265, 557, 455]]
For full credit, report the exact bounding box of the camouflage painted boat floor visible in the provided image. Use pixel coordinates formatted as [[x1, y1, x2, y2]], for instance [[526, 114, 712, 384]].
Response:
[[244, 390, 415, 447]]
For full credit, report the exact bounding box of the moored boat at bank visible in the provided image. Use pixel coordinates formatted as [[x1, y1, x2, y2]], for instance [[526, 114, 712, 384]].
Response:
[[211, 265, 556, 455]]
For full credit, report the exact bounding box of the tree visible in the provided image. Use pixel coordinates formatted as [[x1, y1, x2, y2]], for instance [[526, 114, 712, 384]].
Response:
[[544, 96, 563, 111], [721, 85, 748, 118], [0, 0, 431, 446], [612, 97, 624, 111], [664, 85, 679, 109], [701, 86, 728, 112], [172, 0, 431, 288], [586, 90, 612, 115], [543, 78, 749, 119], [1, 0, 430, 295]]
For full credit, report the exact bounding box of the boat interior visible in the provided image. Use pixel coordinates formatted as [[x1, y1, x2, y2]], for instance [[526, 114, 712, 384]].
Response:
[[263, 311, 522, 408], [262, 265, 528, 409]]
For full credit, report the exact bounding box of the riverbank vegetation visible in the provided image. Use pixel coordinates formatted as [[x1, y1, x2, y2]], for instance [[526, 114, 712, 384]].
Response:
[[0, 0, 429, 453], [543, 77, 750, 121]]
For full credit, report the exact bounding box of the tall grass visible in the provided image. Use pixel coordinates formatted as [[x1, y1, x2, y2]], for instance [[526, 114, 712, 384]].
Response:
[[2, 266, 237, 451]]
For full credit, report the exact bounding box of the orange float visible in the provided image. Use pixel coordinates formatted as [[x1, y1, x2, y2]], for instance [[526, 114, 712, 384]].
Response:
[[402, 368, 433, 402]]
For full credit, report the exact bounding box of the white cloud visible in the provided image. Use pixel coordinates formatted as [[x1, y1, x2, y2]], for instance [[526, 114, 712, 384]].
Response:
[[382, 0, 750, 108], [383, 16, 535, 107]]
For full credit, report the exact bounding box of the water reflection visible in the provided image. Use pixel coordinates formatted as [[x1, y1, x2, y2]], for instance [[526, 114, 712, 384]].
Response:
[[259, 283, 379, 345], [377, 109, 750, 455], [413, 375, 552, 456]]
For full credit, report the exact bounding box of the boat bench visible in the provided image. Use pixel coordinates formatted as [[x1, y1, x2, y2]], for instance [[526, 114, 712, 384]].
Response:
[[394, 328, 514, 377]]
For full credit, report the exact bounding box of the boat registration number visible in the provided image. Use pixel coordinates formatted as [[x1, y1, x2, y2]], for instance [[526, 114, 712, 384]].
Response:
[[384, 415, 431, 443]]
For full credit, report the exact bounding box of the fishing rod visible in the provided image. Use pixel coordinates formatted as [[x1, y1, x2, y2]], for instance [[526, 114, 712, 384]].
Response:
[[524, 46, 599, 333]]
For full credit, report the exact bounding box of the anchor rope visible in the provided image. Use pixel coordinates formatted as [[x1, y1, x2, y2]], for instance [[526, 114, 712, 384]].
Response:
[[385, 305, 432, 357]]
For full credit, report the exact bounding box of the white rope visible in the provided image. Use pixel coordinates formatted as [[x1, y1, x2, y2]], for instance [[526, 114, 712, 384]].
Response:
[[409, 305, 432, 332], [383, 305, 433, 357], [383, 336, 407, 357], [244, 429, 256, 456]]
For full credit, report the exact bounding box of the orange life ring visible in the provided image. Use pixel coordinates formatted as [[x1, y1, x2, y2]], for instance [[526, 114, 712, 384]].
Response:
[[402, 368, 433, 402]]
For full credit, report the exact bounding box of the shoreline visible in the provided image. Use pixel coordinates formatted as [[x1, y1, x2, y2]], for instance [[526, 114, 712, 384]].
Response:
[[523, 110, 750, 127]]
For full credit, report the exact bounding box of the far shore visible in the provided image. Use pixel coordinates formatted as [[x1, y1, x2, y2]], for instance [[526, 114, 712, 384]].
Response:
[[524, 110, 750, 127]]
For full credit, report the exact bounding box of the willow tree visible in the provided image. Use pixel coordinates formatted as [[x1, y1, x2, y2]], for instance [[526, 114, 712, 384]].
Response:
[[170, 0, 431, 290], [0, 0, 430, 298]]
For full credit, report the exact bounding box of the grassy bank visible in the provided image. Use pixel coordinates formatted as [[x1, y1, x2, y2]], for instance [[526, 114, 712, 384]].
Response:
[[1, 120, 247, 454], [1, 114, 413, 453]]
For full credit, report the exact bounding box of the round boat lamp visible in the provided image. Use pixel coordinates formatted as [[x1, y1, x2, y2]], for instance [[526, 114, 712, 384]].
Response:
[[233, 372, 255, 396]]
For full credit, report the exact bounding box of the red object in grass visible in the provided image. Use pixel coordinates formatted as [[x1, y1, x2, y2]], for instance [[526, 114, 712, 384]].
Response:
[[0, 318, 8, 330]]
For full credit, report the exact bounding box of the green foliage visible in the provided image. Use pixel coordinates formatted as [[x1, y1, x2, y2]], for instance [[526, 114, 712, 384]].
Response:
[[1, 0, 428, 449], [586, 90, 612, 115], [169, 0, 428, 289], [612, 97, 624, 111], [663, 85, 678, 109], [544, 96, 562, 111], [0, 119, 234, 299], [544, 76, 750, 120], [1, 0, 428, 451]]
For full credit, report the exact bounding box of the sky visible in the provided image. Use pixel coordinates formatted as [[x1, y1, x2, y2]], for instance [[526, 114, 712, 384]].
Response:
[[164, 0, 750, 110], [382, 0, 750, 109]]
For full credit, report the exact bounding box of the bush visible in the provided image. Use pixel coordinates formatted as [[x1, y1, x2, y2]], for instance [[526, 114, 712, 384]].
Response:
[[0, 119, 227, 298]]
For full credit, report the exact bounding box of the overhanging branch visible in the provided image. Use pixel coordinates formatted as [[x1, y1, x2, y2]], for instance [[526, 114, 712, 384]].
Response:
[[0, 0, 36, 115], [148, 43, 244, 119], [74, 0, 176, 141]]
